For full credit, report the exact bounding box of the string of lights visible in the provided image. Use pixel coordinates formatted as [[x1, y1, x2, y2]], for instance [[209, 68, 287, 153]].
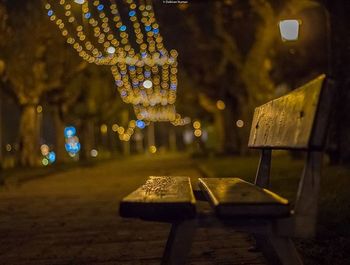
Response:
[[44, 0, 185, 125], [109, 119, 145, 142]]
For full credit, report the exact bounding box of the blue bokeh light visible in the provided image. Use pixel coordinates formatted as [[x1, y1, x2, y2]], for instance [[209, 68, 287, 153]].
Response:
[[48, 151, 56, 163], [145, 25, 152, 32], [144, 71, 151, 78], [120, 25, 127, 31], [129, 10, 136, 17], [97, 4, 104, 11], [47, 10, 53, 16], [116, 80, 123, 87], [136, 120, 146, 129], [64, 126, 76, 138], [84, 12, 91, 19], [65, 142, 81, 154]]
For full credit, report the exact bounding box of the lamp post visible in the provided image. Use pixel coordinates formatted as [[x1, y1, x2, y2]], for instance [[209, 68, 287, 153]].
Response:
[[0, 60, 4, 165], [278, 4, 332, 76]]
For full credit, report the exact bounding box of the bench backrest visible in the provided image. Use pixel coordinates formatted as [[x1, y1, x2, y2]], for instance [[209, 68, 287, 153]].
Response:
[[249, 74, 333, 237], [248, 74, 332, 150]]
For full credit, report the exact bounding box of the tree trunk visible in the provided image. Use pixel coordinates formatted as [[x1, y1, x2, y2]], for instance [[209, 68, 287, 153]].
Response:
[[198, 94, 226, 153], [213, 111, 225, 154], [19, 104, 39, 167], [122, 140, 130, 156], [147, 122, 155, 149], [52, 107, 68, 164], [134, 131, 144, 154], [223, 99, 243, 154], [169, 128, 177, 152], [81, 119, 95, 160]]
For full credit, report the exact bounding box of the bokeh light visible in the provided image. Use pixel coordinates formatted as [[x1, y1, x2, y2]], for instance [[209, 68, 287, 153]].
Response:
[[136, 120, 146, 129], [64, 126, 76, 138], [107, 46, 116, 54], [216, 100, 226, 110], [90, 149, 98, 157], [48, 151, 56, 163], [193, 121, 201, 129], [42, 158, 49, 166], [143, 80, 153, 89], [100, 124, 108, 134], [6, 144, 11, 152], [37, 105, 43, 113], [40, 144, 50, 156], [112, 124, 119, 132], [149, 145, 157, 154], [194, 129, 202, 137], [236, 120, 244, 128]]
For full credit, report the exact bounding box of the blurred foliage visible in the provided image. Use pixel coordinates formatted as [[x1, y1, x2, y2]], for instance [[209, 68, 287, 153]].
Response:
[[155, 0, 326, 153]]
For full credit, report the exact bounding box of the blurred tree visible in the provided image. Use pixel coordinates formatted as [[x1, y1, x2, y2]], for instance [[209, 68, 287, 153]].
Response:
[[168, 0, 318, 154], [326, 0, 350, 164], [68, 65, 123, 158], [43, 57, 87, 164], [2, 0, 46, 166], [1, 0, 86, 166]]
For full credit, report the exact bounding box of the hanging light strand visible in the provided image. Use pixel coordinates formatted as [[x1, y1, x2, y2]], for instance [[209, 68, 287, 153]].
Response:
[[45, 0, 184, 123]]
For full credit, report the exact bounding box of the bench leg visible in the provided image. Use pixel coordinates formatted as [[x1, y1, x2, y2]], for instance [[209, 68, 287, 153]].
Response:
[[261, 235, 303, 265], [161, 219, 196, 265]]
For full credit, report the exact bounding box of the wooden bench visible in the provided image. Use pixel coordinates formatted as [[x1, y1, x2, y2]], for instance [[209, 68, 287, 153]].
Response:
[[119, 74, 333, 265]]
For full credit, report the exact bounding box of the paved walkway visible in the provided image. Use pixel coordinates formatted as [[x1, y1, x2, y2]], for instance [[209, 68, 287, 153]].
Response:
[[0, 154, 266, 265]]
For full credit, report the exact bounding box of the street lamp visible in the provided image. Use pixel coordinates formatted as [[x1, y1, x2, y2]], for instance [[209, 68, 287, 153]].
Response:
[[278, 19, 301, 42], [278, 5, 331, 76]]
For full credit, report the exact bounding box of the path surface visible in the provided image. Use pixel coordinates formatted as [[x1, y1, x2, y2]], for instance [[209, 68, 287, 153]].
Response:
[[0, 154, 266, 265]]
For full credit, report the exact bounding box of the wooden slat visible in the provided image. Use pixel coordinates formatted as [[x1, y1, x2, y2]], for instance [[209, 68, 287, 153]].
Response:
[[119, 176, 196, 222], [198, 178, 290, 217], [248, 74, 326, 149]]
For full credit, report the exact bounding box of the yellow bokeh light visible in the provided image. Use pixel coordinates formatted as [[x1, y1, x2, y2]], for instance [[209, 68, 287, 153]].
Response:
[[117, 127, 125, 134], [194, 129, 202, 137], [193, 121, 201, 129], [216, 100, 226, 110], [112, 124, 119, 132], [37, 105, 43, 113], [100, 124, 108, 134], [129, 120, 136, 128], [149, 145, 157, 154], [123, 134, 130, 141], [42, 158, 49, 166]]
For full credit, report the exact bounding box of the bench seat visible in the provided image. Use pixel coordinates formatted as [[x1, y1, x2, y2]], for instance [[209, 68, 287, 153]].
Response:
[[198, 178, 290, 218], [120, 176, 196, 222]]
